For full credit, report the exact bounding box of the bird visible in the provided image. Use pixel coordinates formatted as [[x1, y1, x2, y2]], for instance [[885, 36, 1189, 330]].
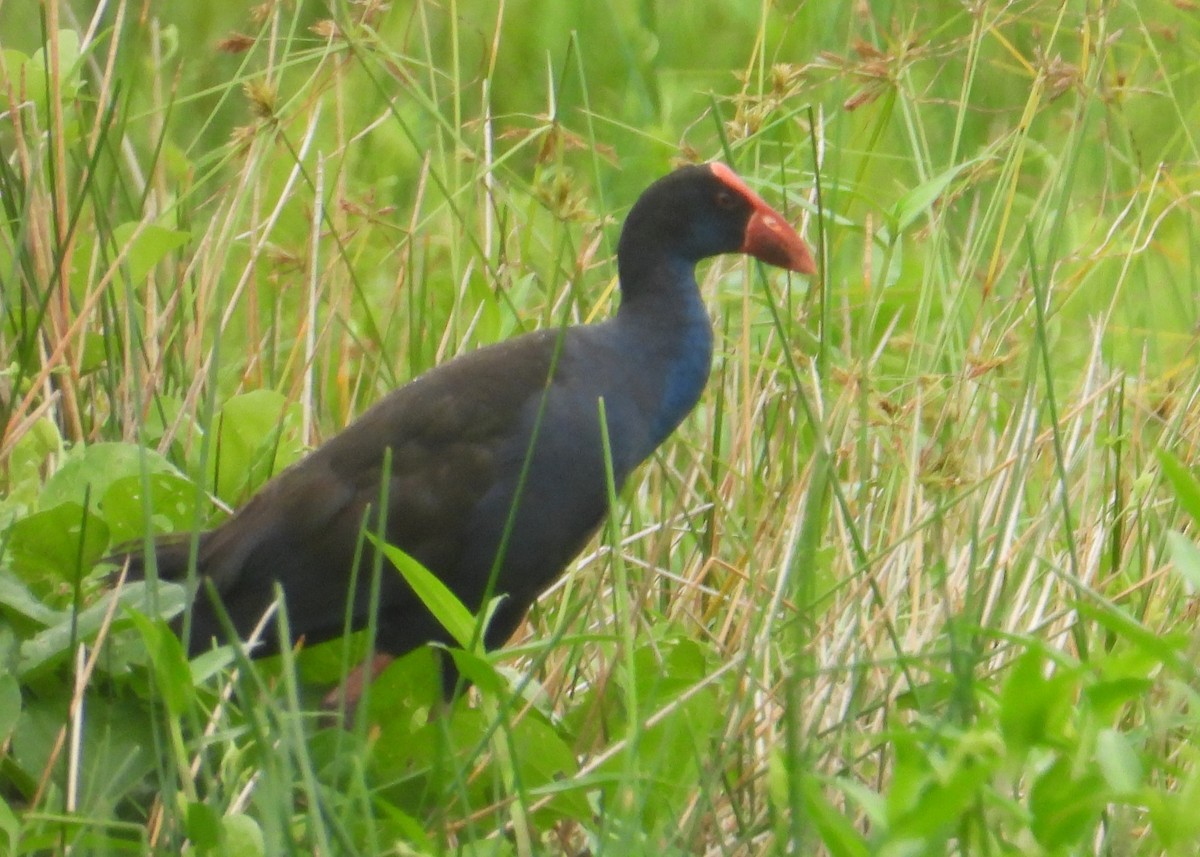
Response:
[[116, 162, 816, 702]]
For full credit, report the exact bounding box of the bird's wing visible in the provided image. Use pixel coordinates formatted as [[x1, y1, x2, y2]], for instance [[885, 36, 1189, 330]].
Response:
[[187, 333, 562, 600]]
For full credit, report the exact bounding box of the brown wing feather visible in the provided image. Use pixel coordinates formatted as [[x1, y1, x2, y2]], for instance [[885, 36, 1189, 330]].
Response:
[[118, 331, 560, 656]]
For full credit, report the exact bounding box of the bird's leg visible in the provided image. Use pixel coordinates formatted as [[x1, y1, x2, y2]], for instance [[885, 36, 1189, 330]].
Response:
[[320, 652, 395, 720]]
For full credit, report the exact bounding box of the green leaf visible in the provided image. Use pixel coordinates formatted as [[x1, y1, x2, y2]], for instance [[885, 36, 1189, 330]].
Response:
[[801, 776, 870, 857], [212, 390, 299, 501], [361, 646, 443, 724], [766, 748, 789, 819], [18, 580, 187, 676], [1166, 530, 1200, 592], [1, 418, 61, 518], [511, 714, 589, 824], [0, 672, 21, 744], [21, 438, 200, 545], [111, 222, 190, 286], [628, 636, 711, 702], [1, 50, 30, 82], [1075, 600, 1186, 668], [0, 574, 62, 625], [101, 472, 203, 543], [1081, 677, 1154, 722], [999, 649, 1073, 754], [1029, 756, 1106, 849], [445, 646, 506, 695], [889, 735, 995, 840], [889, 156, 985, 233], [9, 693, 158, 803], [596, 637, 722, 827], [40, 441, 180, 511], [371, 803, 434, 852], [136, 394, 192, 450], [23, 31, 84, 116], [372, 535, 476, 649], [185, 801, 223, 850], [6, 501, 110, 582], [1157, 449, 1200, 528], [30, 30, 83, 95], [0, 793, 18, 854], [1095, 728, 1142, 795], [188, 644, 237, 686], [221, 814, 265, 857], [124, 607, 194, 717], [78, 331, 109, 376]]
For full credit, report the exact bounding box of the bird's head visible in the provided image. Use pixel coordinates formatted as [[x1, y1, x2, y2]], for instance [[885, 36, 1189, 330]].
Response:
[[618, 162, 817, 280]]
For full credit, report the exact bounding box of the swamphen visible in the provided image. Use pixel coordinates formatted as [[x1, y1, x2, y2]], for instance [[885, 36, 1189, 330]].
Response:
[[120, 162, 816, 699]]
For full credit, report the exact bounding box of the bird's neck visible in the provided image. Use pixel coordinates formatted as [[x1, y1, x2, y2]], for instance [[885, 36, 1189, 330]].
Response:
[[615, 257, 714, 447]]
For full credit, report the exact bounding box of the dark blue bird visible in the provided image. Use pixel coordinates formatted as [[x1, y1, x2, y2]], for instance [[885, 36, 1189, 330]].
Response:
[[119, 163, 815, 698]]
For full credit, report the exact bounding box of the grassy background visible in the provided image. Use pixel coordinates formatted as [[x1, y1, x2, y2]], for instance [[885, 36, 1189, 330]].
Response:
[[2, 0, 1200, 854]]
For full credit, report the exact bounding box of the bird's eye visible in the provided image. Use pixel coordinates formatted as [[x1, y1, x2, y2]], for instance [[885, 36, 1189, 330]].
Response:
[[714, 190, 737, 209]]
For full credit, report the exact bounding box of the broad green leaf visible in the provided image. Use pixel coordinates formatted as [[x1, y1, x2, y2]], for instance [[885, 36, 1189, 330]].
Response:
[[629, 636, 710, 702], [111, 222, 190, 285], [361, 646, 443, 724], [0, 793, 17, 853], [445, 647, 506, 695], [138, 394, 192, 449], [510, 714, 590, 824], [34, 441, 199, 546], [0, 574, 61, 625], [1165, 530, 1200, 592], [101, 472, 204, 543], [212, 390, 299, 501], [889, 737, 995, 840], [221, 814, 265, 857], [1075, 600, 1186, 667], [802, 776, 870, 857], [21, 31, 84, 127], [1082, 677, 1154, 722], [1096, 728, 1142, 795], [1029, 757, 1106, 849], [372, 535, 476, 649], [0, 673, 20, 744], [6, 501, 110, 581], [1, 417, 63, 517], [78, 330, 109, 376], [125, 608, 194, 717], [1157, 449, 1200, 527], [40, 442, 180, 511], [9, 693, 157, 802], [185, 801, 223, 850], [30, 30, 83, 95], [1, 50, 29, 82], [596, 638, 721, 827], [18, 580, 186, 675], [999, 648, 1073, 754]]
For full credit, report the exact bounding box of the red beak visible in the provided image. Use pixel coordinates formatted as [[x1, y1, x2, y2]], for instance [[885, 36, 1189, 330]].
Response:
[[709, 163, 818, 276], [742, 206, 817, 275]]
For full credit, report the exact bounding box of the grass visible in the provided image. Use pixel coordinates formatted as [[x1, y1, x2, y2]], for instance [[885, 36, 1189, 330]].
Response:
[[2, 0, 1200, 853]]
